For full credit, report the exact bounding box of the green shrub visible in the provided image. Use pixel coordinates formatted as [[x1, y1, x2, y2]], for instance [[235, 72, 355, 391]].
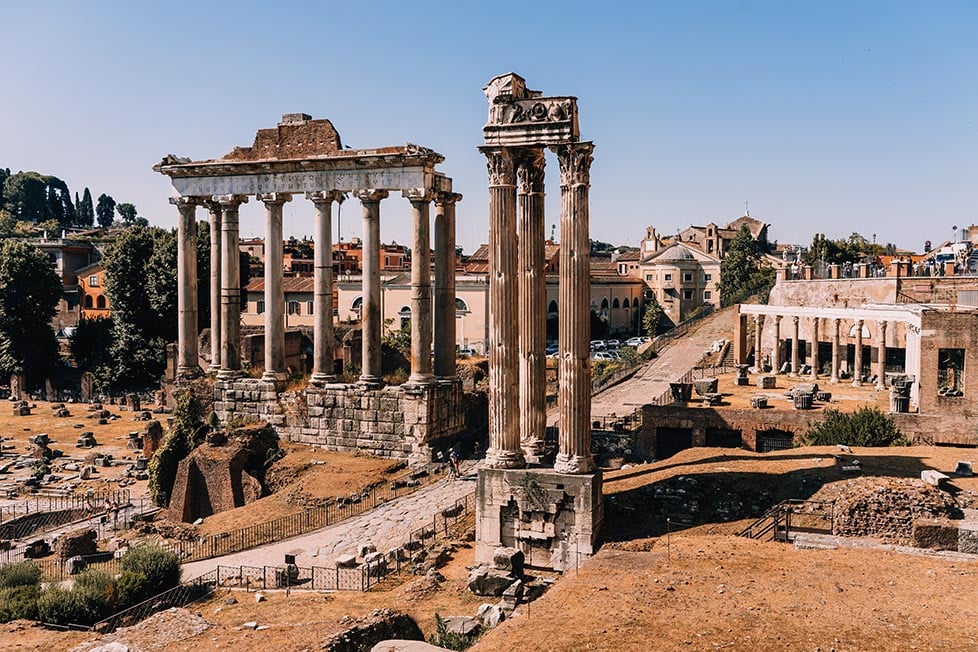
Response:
[[428, 613, 477, 651], [803, 406, 908, 447], [36, 586, 84, 626], [117, 546, 180, 604], [0, 585, 40, 622], [0, 561, 41, 589], [72, 569, 117, 620]]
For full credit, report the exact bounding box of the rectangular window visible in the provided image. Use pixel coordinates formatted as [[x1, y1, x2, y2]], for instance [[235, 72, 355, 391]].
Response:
[[307, 301, 314, 315], [664, 273, 672, 282], [645, 274, 654, 281], [683, 289, 693, 300], [257, 300, 265, 314], [683, 273, 693, 282], [89, 275, 99, 287], [704, 273, 712, 282], [704, 290, 712, 300], [937, 348, 965, 396], [288, 301, 300, 315]]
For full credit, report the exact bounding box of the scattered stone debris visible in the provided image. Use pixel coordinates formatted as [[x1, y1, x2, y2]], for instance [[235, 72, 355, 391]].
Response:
[[831, 476, 960, 543], [321, 609, 424, 652], [69, 607, 212, 652]]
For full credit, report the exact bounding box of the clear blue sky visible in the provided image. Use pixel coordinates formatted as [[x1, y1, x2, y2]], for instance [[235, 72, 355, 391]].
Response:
[[2, 1, 976, 254]]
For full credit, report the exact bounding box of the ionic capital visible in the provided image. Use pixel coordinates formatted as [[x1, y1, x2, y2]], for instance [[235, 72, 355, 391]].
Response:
[[514, 147, 546, 195], [169, 196, 200, 217], [553, 141, 594, 188], [480, 147, 516, 187], [256, 192, 292, 206], [354, 189, 389, 204], [402, 188, 435, 204], [792, 315, 800, 325], [213, 194, 249, 209], [434, 191, 463, 207], [305, 190, 345, 205]]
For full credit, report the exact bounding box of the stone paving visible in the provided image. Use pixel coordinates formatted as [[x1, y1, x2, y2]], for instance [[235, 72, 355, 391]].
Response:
[[181, 461, 479, 579]]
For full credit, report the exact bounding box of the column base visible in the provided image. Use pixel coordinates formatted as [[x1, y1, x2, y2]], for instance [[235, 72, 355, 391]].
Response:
[[554, 453, 596, 475], [484, 448, 526, 469], [357, 375, 385, 389], [851, 380, 862, 387], [176, 366, 201, 381], [310, 373, 337, 387], [405, 373, 435, 388], [829, 376, 839, 384], [207, 363, 221, 375], [216, 369, 242, 381], [261, 371, 288, 383], [876, 383, 886, 391], [435, 375, 458, 386]]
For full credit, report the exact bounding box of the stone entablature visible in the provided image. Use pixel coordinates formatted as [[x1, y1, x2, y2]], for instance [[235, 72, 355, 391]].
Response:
[[214, 379, 464, 464]]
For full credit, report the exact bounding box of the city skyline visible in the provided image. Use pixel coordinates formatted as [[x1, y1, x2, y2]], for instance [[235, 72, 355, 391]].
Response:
[[1, 1, 976, 254]]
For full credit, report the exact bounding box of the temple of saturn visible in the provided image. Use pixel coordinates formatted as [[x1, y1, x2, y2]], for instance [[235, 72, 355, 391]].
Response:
[[474, 73, 604, 571], [155, 114, 464, 463]]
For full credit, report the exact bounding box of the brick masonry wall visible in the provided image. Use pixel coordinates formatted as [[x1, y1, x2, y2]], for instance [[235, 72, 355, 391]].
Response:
[[214, 379, 465, 464]]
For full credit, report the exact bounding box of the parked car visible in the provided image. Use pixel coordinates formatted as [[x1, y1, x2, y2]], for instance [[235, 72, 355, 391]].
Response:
[[605, 339, 621, 349], [591, 351, 615, 361], [458, 347, 478, 357], [589, 340, 607, 351]]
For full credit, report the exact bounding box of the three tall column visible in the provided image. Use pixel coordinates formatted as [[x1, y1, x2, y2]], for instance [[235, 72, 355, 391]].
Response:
[[308, 191, 343, 385], [258, 193, 291, 382], [173, 197, 199, 379], [217, 195, 246, 378], [433, 193, 461, 383], [356, 190, 387, 386]]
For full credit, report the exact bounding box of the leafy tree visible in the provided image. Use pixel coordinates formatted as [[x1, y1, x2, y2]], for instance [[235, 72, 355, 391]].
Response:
[[0, 167, 9, 206], [0, 241, 61, 386], [803, 406, 907, 447], [96, 193, 116, 229], [70, 317, 115, 384], [0, 209, 15, 237], [718, 225, 775, 307], [116, 202, 138, 225], [642, 295, 665, 337], [2, 172, 47, 221]]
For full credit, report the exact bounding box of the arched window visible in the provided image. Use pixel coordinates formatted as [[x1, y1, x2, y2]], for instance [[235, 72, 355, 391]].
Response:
[[96, 295, 106, 309], [351, 296, 363, 311], [84, 295, 93, 309], [612, 298, 620, 309], [548, 300, 558, 314], [623, 297, 630, 309], [455, 297, 469, 313], [399, 306, 412, 331], [600, 298, 610, 311]]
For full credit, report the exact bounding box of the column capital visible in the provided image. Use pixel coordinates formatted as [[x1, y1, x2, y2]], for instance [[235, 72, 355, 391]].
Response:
[[169, 196, 202, 209], [434, 191, 463, 206], [792, 315, 800, 325], [256, 192, 292, 205], [774, 314, 783, 323], [514, 147, 546, 195], [402, 188, 435, 204], [480, 147, 516, 187], [213, 194, 249, 208], [305, 190, 345, 204], [552, 141, 594, 187], [354, 189, 389, 203]]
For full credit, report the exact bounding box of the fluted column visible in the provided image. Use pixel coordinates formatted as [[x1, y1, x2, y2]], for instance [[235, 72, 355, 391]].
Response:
[[830, 318, 841, 383], [516, 148, 547, 461], [772, 315, 782, 373], [852, 319, 864, 386], [810, 317, 820, 379], [173, 197, 199, 380], [790, 315, 800, 375], [206, 202, 222, 374], [876, 321, 888, 390], [554, 142, 596, 475], [356, 190, 388, 386], [258, 193, 291, 382], [216, 195, 247, 378], [481, 147, 524, 469], [405, 189, 435, 386], [434, 192, 461, 383], [308, 191, 343, 385], [753, 315, 762, 369]]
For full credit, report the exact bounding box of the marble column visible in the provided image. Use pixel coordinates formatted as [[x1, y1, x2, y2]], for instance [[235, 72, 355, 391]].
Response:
[[405, 190, 434, 386], [753, 315, 762, 370], [554, 142, 596, 475], [308, 191, 343, 385], [790, 315, 800, 375], [810, 317, 820, 379], [830, 318, 841, 384], [434, 192, 461, 383], [258, 193, 291, 382], [206, 202, 222, 374], [516, 148, 547, 461], [481, 147, 524, 469], [173, 197, 199, 380], [216, 195, 247, 377], [829, 318, 842, 384], [356, 190, 388, 386], [876, 321, 888, 390], [772, 315, 782, 373], [852, 319, 864, 386]]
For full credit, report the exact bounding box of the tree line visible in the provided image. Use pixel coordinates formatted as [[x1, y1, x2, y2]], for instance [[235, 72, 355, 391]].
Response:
[[0, 166, 146, 235]]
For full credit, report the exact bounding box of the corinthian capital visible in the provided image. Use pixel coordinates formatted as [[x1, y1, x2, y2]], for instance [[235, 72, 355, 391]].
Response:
[[553, 142, 594, 188], [354, 189, 389, 204], [514, 147, 546, 195], [480, 147, 516, 187], [402, 188, 435, 204]]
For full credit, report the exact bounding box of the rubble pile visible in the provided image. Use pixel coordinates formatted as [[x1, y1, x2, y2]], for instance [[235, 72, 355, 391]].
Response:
[[832, 476, 959, 542]]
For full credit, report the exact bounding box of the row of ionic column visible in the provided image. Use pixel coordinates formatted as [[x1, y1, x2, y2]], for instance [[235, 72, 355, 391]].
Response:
[[752, 314, 890, 388], [173, 189, 461, 388], [481, 142, 596, 475]]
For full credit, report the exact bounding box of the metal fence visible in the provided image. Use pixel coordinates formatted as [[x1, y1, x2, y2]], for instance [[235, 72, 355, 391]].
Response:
[[26, 551, 121, 583], [92, 568, 219, 633], [739, 499, 835, 542], [0, 490, 131, 524], [153, 463, 449, 564]]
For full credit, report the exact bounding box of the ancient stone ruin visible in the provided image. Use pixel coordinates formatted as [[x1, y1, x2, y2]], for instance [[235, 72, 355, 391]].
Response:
[[475, 73, 604, 571], [155, 114, 465, 463]]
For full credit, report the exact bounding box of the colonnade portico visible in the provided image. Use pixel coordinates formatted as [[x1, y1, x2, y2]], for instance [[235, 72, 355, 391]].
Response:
[[156, 114, 460, 390], [735, 303, 922, 406]]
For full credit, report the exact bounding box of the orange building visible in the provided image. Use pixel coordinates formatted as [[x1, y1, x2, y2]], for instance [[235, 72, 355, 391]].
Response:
[[77, 262, 110, 319]]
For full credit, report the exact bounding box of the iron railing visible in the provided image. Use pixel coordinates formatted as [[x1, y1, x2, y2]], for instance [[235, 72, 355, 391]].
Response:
[[738, 499, 835, 542]]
